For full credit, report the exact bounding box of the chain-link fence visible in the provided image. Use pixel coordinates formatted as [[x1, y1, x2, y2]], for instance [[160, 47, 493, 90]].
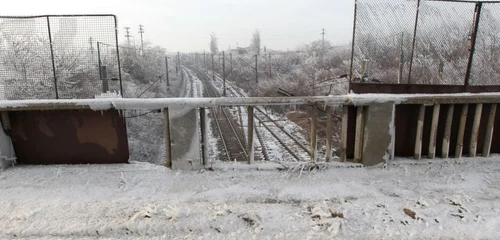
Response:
[[350, 0, 500, 87], [0, 15, 122, 100]]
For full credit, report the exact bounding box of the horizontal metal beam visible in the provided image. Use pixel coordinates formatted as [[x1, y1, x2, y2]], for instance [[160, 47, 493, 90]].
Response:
[[2, 93, 500, 111]]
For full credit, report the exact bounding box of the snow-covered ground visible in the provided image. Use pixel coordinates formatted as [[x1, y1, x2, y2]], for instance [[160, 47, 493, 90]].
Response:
[[1, 158, 499, 239]]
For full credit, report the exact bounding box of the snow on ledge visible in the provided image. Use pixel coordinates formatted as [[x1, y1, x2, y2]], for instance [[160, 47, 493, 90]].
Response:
[[0, 92, 499, 111]]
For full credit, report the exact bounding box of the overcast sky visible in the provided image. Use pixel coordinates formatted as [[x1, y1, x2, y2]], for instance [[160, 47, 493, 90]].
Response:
[[0, 0, 355, 52]]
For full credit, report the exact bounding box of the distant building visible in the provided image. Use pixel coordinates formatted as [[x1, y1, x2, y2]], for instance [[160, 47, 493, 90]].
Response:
[[230, 47, 258, 55]]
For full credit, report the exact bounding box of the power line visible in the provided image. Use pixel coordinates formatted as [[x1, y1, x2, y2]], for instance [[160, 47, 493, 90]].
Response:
[[137, 74, 164, 98]]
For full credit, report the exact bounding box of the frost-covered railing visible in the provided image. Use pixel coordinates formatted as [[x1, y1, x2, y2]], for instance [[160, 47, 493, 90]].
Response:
[[1, 93, 499, 168]]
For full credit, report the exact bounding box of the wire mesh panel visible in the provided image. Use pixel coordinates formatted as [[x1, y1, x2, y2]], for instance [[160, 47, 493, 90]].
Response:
[[0, 15, 121, 100], [470, 3, 500, 86], [411, 1, 475, 85], [350, 0, 500, 88], [352, 0, 418, 84], [0, 17, 55, 100]]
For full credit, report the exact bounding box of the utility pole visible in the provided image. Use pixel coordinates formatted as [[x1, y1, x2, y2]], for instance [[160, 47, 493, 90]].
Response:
[[230, 53, 233, 73], [165, 56, 170, 89], [268, 53, 272, 78], [321, 28, 326, 53], [255, 54, 258, 83], [125, 27, 131, 46], [218, 53, 221, 73], [223, 51, 226, 96], [138, 25, 145, 54], [211, 54, 215, 81]]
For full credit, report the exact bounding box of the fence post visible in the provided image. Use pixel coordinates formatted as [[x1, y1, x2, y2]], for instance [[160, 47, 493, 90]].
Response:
[[165, 56, 170, 89], [348, 0, 358, 82], [46, 16, 59, 99], [455, 104, 469, 158], [354, 106, 365, 163], [414, 104, 425, 160], [326, 106, 333, 162], [464, 2, 483, 90], [164, 108, 172, 169], [442, 105, 455, 158], [341, 105, 348, 162], [408, 0, 422, 84], [200, 107, 208, 166], [310, 105, 318, 163], [247, 106, 255, 164], [113, 16, 123, 97], [483, 104, 497, 157]]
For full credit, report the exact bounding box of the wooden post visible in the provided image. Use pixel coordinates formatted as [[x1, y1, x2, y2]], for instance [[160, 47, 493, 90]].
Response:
[[442, 104, 454, 158], [455, 104, 469, 158], [164, 108, 172, 169], [428, 104, 440, 159], [341, 105, 348, 162], [483, 103, 497, 158], [354, 106, 365, 163], [310, 105, 318, 163], [469, 103, 483, 157], [326, 106, 333, 162], [200, 107, 208, 166], [414, 104, 425, 160], [247, 106, 255, 164]]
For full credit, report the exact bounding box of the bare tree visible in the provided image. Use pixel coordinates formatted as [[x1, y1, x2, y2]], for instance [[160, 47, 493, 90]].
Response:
[[251, 30, 261, 55], [209, 32, 218, 55]]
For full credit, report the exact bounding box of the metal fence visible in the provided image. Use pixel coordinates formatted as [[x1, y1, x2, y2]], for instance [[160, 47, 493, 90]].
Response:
[[349, 0, 500, 87], [0, 15, 122, 100]]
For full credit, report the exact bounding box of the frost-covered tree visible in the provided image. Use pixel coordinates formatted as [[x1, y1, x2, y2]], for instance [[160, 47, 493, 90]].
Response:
[[209, 32, 218, 55], [250, 30, 261, 55]]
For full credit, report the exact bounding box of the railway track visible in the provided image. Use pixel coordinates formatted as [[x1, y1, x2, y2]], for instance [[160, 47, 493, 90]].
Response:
[[206, 69, 311, 162], [186, 67, 251, 162]]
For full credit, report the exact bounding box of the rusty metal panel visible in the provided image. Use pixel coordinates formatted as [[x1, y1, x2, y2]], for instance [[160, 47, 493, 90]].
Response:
[[8, 109, 129, 164], [349, 83, 500, 94]]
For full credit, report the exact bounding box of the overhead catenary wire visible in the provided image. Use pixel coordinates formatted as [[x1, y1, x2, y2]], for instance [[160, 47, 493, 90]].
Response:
[[137, 74, 164, 98]]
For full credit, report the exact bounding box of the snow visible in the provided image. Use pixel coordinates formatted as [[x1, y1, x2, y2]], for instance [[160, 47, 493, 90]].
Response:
[[0, 159, 499, 239], [0, 92, 499, 112]]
